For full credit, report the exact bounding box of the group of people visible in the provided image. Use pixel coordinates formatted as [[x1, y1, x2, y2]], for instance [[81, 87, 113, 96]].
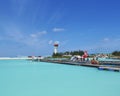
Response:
[[70, 56, 86, 62], [70, 51, 99, 64], [71, 56, 99, 64]]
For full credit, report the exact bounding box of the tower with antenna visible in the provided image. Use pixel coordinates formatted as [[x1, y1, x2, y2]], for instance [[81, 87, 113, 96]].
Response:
[[54, 42, 59, 54]]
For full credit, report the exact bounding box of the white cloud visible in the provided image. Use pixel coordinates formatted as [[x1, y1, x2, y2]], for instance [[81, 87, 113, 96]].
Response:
[[53, 28, 65, 32], [47, 8, 64, 24], [5, 29, 23, 41], [38, 31, 47, 35], [103, 38, 110, 42], [20, 31, 47, 47], [54, 41, 60, 44], [30, 31, 47, 38], [48, 40, 60, 45], [48, 40, 53, 45], [30, 34, 37, 38], [2, 24, 48, 48]]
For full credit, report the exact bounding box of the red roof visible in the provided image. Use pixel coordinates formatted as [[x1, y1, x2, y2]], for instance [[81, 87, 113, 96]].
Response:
[[54, 44, 59, 46]]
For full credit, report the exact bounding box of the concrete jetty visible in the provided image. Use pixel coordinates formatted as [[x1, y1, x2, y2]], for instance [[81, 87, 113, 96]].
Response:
[[33, 59, 120, 72], [99, 61, 120, 65], [98, 66, 120, 72]]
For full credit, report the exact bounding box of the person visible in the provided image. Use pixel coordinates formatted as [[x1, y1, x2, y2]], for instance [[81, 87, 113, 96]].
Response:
[[96, 56, 98, 60], [86, 58, 89, 61], [91, 58, 99, 64]]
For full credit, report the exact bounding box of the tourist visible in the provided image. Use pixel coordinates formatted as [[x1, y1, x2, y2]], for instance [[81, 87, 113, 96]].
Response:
[[91, 58, 99, 64]]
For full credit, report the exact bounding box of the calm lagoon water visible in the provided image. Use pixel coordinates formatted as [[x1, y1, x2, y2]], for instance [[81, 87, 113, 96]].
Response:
[[0, 60, 120, 96]]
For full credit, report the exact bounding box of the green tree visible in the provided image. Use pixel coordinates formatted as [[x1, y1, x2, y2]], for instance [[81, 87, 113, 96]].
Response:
[[52, 53, 62, 58], [112, 51, 120, 56]]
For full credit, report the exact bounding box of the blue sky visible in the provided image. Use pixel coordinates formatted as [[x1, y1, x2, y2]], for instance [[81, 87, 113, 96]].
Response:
[[0, 0, 120, 56]]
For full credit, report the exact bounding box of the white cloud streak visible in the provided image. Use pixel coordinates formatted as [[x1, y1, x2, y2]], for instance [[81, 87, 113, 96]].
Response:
[[53, 28, 65, 32], [30, 31, 47, 38], [103, 38, 110, 42], [2, 24, 48, 48], [54, 41, 60, 44], [48, 40, 60, 45], [11, 0, 28, 16], [48, 40, 53, 45]]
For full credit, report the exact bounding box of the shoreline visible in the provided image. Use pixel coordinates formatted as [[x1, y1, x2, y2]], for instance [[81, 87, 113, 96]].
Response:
[[0, 57, 31, 60]]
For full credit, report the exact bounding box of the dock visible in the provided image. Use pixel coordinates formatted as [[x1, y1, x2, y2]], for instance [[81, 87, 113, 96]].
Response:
[[99, 61, 120, 65], [33, 59, 120, 72], [40, 59, 85, 66], [98, 66, 120, 72], [80, 63, 101, 68]]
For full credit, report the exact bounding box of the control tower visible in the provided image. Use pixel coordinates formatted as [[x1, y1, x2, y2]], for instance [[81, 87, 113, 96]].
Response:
[[54, 43, 59, 54]]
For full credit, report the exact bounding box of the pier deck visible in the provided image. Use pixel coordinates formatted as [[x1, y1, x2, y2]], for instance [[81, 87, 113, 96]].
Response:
[[33, 59, 120, 72], [98, 66, 120, 72], [99, 61, 120, 65]]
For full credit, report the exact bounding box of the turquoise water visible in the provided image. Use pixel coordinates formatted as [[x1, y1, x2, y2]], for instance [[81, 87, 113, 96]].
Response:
[[0, 60, 120, 96]]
